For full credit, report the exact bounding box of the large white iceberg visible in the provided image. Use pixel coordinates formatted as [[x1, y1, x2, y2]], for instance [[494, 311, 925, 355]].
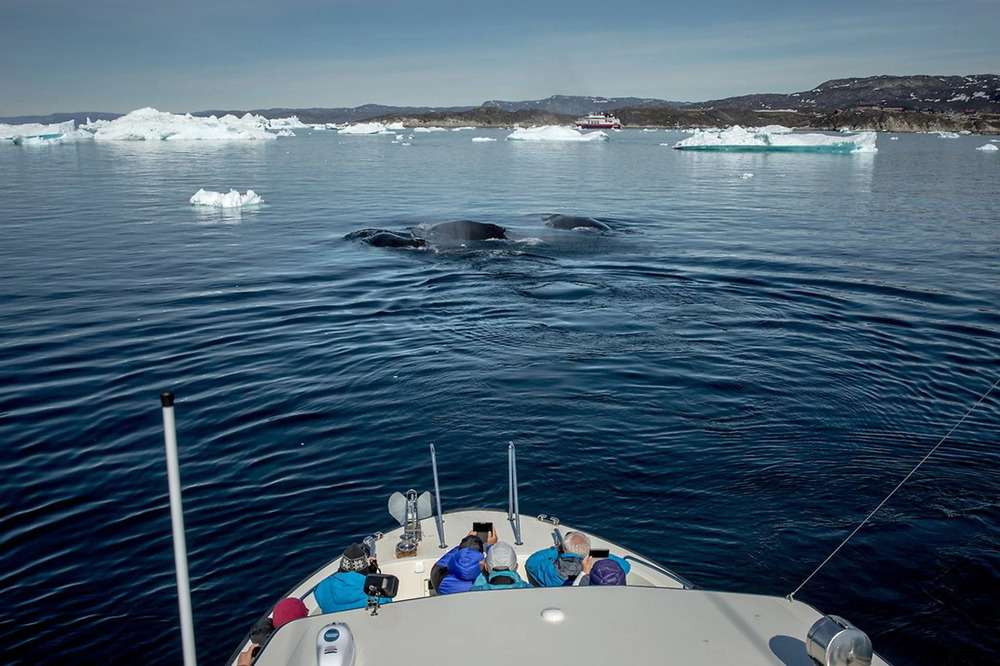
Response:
[[976, 143, 998, 152], [385, 121, 405, 131], [92, 108, 276, 141], [472, 136, 497, 142], [267, 115, 308, 129], [338, 122, 392, 135], [506, 125, 609, 142], [673, 125, 876, 153], [189, 189, 263, 208], [1, 119, 93, 144], [413, 126, 446, 133]]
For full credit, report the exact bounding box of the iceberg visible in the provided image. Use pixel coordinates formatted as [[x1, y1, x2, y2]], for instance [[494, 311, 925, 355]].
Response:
[[472, 137, 497, 142], [506, 125, 609, 142], [267, 115, 308, 129], [338, 122, 388, 135], [976, 143, 998, 152], [92, 108, 277, 141], [935, 131, 960, 139], [413, 126, 446, 133], [673, 125, 876, 153], [385, 121, 405, 131], [451, 126, 475, 131], [274, 129, 295, 137], [1, 119, 92, 144], [189, 189, 262, 208]]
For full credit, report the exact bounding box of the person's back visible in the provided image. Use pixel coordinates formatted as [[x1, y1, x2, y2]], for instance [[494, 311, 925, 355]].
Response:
[[314, 543, 391, 613], [434, 537, 485, 594], [526, 532, 631, 587], [471, 541, 530, 591]]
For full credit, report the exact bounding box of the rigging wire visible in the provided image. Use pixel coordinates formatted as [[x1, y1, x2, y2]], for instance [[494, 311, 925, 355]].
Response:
[[788, 376, 1000, 601]]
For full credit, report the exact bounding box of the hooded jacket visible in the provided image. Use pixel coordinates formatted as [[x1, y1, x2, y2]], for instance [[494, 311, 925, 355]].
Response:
[[314, 571, 392, 613], [470, 568, 531, 591], [525, 547, 632, 587], [434, 546, 484, 595]]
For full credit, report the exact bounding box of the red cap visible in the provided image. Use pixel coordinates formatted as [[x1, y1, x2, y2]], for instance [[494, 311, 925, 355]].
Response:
[[272, 597, 308, 628]]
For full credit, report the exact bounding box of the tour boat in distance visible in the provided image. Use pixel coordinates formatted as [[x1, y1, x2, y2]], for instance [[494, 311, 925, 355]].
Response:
[[575, 112, 622, 129]]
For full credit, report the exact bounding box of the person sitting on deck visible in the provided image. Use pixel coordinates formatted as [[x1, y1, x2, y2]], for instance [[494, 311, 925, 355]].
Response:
[[431, 531, 491, 594], [525, 531, 631, 587], [314, 543, 392, 613], [578, 558, 627, 586], [236, 597, 308, 666], [470, 541, 530, 591]]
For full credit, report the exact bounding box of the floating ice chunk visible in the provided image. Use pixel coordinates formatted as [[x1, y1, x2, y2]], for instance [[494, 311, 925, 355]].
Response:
[[385, 121, 405, 131], [506, 125, 609, 142], [642, 128, 658, 132], [274, 129, 296, 137], [451, 126, 475, 131], [339, 122, 388, 135], [935, 131, 960, 139], [190, 189, 263, 208], [1, 119, 90, 144], [673, 125, 876, 153], [738, 172, 754, 180], [472, 136, 497, 142], [976, 143, 998, 151], [889, 136, 899, 140], [93, 108, 277, 141], [755, 125, 793, 134], [267, 115, 308, 129], [413, 126, 446, 133], [312, 125, 328, 131]]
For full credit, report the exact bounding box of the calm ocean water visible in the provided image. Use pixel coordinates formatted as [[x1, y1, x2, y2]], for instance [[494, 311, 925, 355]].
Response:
[[1, 129, 998, 664]]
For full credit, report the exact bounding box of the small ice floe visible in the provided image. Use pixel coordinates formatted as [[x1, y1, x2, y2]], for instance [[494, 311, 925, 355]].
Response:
[[472, 137, 497, 142], [889, 136, 899, 140], [976, 143, 998, 152], [401, 142, 411, 146], [189, 189, 263, 208], [451, 126, 475, 131], [2, 119, 93, 144], [506, 125, 608, 142], [338, 122, 388, 135], [274, 129, 295, 137], [642, 128, 658, 132], [737, 172, 754, 180], [674, 125, 876, 153], [935, 131, 960, 139], [92, 108, 277, 141], [413, 126, 446, 133], [312, 125, 328, 131]]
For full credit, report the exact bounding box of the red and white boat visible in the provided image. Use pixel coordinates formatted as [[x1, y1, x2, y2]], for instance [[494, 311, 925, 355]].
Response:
[[575, 112, 622, 129]]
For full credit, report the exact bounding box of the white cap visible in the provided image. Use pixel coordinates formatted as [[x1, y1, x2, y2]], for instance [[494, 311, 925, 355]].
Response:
[[487, 541, 517, 571]]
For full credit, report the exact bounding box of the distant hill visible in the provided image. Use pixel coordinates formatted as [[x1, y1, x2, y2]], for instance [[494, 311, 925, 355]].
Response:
[[700, 75, 1000, 113], [3, 75, 997, 128], [0, 111, 119, 125]]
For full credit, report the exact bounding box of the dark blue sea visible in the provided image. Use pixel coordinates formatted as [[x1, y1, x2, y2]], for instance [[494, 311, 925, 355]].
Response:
[[1, 129, 998, 665]]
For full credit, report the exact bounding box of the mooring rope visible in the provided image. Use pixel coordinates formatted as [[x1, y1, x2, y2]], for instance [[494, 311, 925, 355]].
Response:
[[788, 376, 1000, 601]]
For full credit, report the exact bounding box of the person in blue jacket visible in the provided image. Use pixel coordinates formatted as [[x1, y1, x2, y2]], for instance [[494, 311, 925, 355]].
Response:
[[314, 543, 392, 613], [471, 541, 531, 591], [432, 532, 488, 594], [525, 531, 630, 587]]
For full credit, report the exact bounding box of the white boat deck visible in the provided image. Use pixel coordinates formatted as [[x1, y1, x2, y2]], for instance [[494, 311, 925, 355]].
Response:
[[233, 509, 890, 665]]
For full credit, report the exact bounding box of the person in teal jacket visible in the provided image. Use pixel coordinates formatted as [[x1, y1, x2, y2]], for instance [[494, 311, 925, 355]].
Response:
[[471, 541, 531, 591], [314, 543, 393, 613], [525, 531, 630, 587]]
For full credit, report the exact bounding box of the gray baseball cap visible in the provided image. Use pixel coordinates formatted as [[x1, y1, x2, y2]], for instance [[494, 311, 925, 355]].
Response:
[[487, 541, 517, 571]]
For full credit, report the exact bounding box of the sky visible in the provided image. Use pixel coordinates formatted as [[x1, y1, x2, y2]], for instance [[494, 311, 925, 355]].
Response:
[[1, 0, 998, 116]]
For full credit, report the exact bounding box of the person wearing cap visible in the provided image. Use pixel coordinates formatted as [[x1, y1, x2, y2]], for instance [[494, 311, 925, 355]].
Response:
[[431, 530, 493, 595], [314, 543, 392, 613], [578, 558, 627, 586], [236, 597, 308, 665], [525, 531, 631, 587], [470, 541, 530, 591]]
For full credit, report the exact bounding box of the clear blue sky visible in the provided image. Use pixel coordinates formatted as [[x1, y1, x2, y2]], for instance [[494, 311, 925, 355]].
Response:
[[1, 0, 997, 115]]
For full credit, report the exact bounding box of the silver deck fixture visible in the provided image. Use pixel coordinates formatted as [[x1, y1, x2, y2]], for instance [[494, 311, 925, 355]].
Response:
[[387, 489, 433, 557], [316, 623, 356, 666], [806, 615, 873, 666]]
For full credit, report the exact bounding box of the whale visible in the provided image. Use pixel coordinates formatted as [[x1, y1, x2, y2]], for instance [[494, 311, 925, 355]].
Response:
[[423, 220, 508, 242], [543, 214, 612, 232], [344, 228, 427, 249]]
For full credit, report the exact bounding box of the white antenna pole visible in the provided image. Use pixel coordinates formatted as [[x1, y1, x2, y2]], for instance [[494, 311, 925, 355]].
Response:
[[510, 442, 523, 545], [161, 392, 197, 666]]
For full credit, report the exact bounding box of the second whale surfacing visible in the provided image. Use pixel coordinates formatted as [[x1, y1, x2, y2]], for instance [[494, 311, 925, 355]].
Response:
[[344, 228, 428, 249], [543, 214, 612, 232], [421, 220, 508, 242]]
